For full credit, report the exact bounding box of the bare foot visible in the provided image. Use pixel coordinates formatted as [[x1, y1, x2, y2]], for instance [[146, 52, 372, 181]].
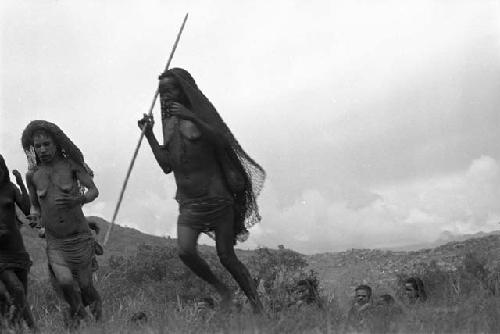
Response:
[[250, 297, 264, 314], [90, 298, 102, 321], [216, 285, 233, 312]]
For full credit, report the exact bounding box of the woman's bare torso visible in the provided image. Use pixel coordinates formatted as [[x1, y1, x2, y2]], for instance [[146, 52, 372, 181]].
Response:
[[0, 183, 27, 252], [165, 118, 231, 204], [31, 159, 89, 238]]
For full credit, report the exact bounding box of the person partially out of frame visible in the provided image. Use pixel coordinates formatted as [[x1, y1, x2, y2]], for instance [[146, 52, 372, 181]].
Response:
[[0, 155, 36, 329]]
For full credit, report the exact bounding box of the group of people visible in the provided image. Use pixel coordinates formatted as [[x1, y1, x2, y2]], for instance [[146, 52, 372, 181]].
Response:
[[345, 277, 427, 333], [0, 68, 266, 329]]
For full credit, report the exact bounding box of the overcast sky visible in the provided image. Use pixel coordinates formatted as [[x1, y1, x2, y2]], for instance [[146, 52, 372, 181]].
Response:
[[2, 0, 500, 254]]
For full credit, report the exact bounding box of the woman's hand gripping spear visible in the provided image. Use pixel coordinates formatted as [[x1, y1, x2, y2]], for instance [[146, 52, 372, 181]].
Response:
[[103, 13, 189, 246]]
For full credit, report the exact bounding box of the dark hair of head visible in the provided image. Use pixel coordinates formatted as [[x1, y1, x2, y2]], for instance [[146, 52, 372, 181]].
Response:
[[297, 279, 309, 287], [33, 129, 54, 140], [355, 284, 372, 297], [405, 277, 427, 301], [296, 279, 320, 304], [21, 120, 87, 170], [158, 71, 173, 81], [0, 154, 10, 185], [157, 72, 190, 108], [159, 67, 197, 86], [379, 294, 395, 305], [33, 129, 62, 154], [201, 297, 215, 308], [298, 278, 318, 288], [129, 311, 148, 323]]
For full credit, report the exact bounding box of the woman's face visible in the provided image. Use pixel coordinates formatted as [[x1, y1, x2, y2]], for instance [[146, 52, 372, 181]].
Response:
[[159, 76, 182, 100], [159, 76, 186, 106], [33, 131, 58, 164], [355, 289, 370, 305], [405, 283, 418, 303]]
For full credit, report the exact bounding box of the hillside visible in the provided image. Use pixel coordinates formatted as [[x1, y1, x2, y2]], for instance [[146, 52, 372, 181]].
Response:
[[87, 216, 177, 258], [18, 215, 500, 333], [21, 216, 177, 279], [387, 229, 500, 251], [307, 232, 500, 303], [21, 215, 251, 279], [20, 215, 500, 301]]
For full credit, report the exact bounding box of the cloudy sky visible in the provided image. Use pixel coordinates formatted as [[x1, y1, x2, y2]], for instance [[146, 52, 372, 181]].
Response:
[[1, 0, 500, 254]]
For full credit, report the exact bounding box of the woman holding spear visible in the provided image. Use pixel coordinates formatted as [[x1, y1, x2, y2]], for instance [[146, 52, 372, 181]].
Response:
[[138, 67, 266, 313], [107, 14, 265, 313]]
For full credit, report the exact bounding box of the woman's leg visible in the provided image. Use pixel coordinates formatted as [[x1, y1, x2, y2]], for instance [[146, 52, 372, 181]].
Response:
[[0, 269, 35, 328], [177, 225, 231, 300], [78, 266, 102, 321], [14, 269, 36, 329], [50, 263, 88, 322], [215, 209, 263, 313], [0, 279, 10, 319]]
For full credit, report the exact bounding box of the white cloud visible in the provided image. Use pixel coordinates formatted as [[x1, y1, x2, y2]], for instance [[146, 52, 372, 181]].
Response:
[[250, 156, 500, 254]]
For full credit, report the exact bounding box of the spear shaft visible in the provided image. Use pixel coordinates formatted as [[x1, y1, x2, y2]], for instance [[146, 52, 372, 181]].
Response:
[[103, 13, 189, 246]]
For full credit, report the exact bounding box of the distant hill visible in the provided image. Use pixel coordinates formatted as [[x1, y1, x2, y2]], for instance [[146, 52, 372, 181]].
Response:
[[20, 215, 500, 303], [386, 229, 500, 251], [86, 216, 177, 259], [85, 216, 252, 260], [307, 232, 500, 305]]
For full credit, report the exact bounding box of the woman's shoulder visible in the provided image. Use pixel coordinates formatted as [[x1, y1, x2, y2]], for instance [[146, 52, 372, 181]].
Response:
[[0, 182, 18, 199], [62, 158, 84, 172], [4, 181, 17, 193]]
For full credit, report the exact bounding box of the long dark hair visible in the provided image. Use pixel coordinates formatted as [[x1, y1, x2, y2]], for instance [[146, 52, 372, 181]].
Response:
[[21, 120, 94, 176]]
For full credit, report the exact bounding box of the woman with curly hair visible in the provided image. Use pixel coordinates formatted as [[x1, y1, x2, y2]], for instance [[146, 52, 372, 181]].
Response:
[[138, 68, 265, 313], [21, 120, 101, 325], [0, 154, 36, 329]]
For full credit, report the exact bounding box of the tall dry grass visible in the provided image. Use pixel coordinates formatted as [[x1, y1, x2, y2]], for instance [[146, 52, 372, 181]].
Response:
[[3, 246, 499, 333]]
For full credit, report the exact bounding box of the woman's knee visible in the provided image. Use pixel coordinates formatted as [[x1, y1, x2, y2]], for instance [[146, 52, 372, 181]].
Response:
[[54, 273, 76, 290], [218, 251, 240, 268], [81, 285, 99, 306], [1, 273, 25, 301], [50, 264, 75, 287], [0, 279, 9, 299], [177, 247, 198, 262]]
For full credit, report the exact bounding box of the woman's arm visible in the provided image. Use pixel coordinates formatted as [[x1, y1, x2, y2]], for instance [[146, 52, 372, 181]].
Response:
[[139, 114, 173, 174], [168, 103, 229, 149], [26, 171, 41, 216], [76, 167, 99, 205], [53, 161, 98, 209], [13, 170, 30, 215]]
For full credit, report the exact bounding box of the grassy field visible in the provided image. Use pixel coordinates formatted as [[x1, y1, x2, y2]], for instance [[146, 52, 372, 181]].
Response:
[[11, 247, 499, 333], [21, 281, 500, 334], [9, 221, 500, 333]]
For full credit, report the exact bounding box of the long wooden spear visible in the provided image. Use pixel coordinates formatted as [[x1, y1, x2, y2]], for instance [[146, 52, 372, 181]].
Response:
[[103, 13, 189, 246]]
